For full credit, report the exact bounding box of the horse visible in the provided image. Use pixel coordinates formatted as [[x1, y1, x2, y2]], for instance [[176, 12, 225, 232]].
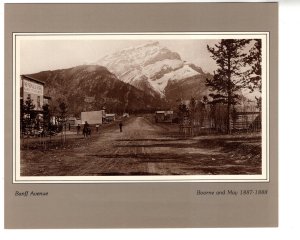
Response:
[[83, 126, 91, 138]]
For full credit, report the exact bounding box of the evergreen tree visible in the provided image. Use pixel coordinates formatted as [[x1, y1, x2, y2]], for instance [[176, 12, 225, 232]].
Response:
[[189, 97, 196, 125], [58, 101, 68, 144], [42, 104, 51, 132], [243, 39, 262, 92], [58, 102, 68, 126], [243, 39, 262, 113], [24, 95, 35, 116], [178, 102, 189, 124], [206, 39, 251, 133], [23, 95, 36, 130]]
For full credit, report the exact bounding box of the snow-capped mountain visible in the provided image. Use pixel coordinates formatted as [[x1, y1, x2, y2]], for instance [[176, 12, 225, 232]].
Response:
[[95, 41, 205, 97]]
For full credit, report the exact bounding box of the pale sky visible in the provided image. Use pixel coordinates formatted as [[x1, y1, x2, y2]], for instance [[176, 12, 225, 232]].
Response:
[[20, 39, 219, 75]]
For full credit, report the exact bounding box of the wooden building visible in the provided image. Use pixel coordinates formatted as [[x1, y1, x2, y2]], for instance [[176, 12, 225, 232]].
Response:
[[20, 75, 45, 111], [155, 111, 173, 123]]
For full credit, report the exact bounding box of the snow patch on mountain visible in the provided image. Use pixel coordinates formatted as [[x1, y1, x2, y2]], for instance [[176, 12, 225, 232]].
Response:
[[96, 41, 202, 96], [158, 65, 199, 82], [143, 59, 183, 79], [147, 64, 200, 94]]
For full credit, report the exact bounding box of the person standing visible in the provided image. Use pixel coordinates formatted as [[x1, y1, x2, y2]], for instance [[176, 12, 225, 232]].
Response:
[[119, 121, 123, 132], [96, 124, 99, 133]]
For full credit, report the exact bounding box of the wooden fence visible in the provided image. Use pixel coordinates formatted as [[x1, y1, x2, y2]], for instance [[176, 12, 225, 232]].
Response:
[[178, 103, 261, 136]]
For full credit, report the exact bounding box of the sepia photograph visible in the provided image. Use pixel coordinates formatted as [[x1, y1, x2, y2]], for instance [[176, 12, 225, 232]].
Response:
[[13, 33, 269, 182], [4, 1, 279, 231]]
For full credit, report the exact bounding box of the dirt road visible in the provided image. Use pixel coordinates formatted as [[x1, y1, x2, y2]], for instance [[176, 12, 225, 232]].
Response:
[[21, 116, 262, 176]]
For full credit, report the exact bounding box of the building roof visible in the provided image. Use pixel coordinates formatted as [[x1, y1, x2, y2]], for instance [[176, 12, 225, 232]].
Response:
[[156, 111, 173, 114], [21, 75, 45, 85]]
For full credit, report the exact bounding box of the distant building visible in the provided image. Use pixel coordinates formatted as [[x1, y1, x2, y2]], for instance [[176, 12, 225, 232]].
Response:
[[155, 111, 173, 123], [81, 110, 104, 125], [105, 113, 116, 123], [20, 75, 45, 111], [67, 117, 81, 126]]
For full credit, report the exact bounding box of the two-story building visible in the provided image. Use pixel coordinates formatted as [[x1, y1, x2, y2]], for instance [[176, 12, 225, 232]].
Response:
[[20, 75, 45, 111]]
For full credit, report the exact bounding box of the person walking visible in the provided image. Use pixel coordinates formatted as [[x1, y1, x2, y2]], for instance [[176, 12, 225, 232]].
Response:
[[83, 121, 90, 138], [119, 121, 123, 132]]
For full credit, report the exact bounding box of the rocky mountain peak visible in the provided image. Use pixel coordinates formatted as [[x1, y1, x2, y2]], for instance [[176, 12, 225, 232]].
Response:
[[95, 41, 203, 97]]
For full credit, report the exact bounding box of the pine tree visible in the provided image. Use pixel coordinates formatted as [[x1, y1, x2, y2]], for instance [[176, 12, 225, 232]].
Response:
[[243, 39, 262, 92], [23, 95, 36, 130], [206, 39, 251, 133], [189, 97, 196, 121], [189, 97, 196, 134], [178, 102, 189, 124], [58, 102, 68, 122], [243, 39, 262, 113], [42, 104, 51, 132], [58, 101, 68, 144], [24, 95, 35, 115]]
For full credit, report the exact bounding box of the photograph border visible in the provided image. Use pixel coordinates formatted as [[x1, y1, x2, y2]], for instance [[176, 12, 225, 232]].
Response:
[[13, 32, 270, 184]]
